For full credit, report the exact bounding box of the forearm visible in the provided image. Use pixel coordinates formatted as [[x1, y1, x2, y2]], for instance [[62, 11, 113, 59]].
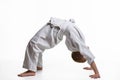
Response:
[[90, 61, 99, 74]]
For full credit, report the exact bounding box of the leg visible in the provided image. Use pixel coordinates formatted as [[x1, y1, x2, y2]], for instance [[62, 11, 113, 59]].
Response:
[[37, 50, 45, 70], [18, 41, 44, 77], [18, 24, 51, 77], [23, 41, 41, 72], [18, 22, 62, 77]]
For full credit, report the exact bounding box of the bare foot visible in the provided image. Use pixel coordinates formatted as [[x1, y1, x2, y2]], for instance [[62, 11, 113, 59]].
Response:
[[18, 70, 35, 77], [83, 67, 92, 70], [37, 66, 42, 70]]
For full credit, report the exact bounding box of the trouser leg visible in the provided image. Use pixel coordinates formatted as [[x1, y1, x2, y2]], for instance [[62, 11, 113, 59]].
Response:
[[22, 23, 62, 72], [23, 41, 44, 72], [37, 50, 44, 67]]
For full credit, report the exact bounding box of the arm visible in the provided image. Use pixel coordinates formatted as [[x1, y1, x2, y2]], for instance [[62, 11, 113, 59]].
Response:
[[89, 61, 100, 79], [82, 47, 100, 78]]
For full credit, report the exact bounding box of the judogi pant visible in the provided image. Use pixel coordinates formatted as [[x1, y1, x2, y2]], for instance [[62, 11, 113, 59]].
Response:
[[23, 18, 95, 72]]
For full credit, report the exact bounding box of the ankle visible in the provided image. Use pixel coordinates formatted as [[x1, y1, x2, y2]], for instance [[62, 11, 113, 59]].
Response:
[[27, 70, 36, 73]]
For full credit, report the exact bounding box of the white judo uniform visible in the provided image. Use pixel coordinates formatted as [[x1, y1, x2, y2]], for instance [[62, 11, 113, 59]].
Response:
[[23, 17, 95, 72]]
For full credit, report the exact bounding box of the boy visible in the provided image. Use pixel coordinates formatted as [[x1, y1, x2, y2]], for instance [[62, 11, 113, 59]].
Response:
[[18, 17, 100, 79]]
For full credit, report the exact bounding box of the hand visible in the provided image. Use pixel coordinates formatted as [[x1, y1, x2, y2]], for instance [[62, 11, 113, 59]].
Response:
[[89, 74, 100, 79], [83, 67, 92, 70]]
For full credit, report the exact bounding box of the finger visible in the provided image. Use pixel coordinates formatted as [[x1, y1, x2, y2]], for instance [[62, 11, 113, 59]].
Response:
[[83, 67, 89, 69], [89, 75, 96, 78], [89, 75, 93, 78], [83, 67, 92, 70], [90, 75, 100, 79]]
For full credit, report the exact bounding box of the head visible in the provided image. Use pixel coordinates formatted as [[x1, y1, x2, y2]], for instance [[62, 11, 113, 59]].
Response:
[[71, 52, 86, 63]]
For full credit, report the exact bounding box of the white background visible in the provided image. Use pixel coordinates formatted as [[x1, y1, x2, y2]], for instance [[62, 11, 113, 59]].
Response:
[[0, 0, 120, 80]]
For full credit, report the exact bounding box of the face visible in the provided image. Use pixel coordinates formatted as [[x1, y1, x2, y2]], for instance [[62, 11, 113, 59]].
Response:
[[71, 52, 86, 63]]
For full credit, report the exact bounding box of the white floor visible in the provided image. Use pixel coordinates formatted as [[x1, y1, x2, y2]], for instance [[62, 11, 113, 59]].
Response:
[[0, 43, 120, 80]]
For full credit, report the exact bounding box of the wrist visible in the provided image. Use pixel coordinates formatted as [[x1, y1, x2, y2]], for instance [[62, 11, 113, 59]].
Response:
[[94, 71, 99, 74]]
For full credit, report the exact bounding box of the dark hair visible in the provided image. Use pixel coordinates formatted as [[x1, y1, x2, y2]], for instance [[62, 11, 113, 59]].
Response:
[[71, 52, 86, 63]]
